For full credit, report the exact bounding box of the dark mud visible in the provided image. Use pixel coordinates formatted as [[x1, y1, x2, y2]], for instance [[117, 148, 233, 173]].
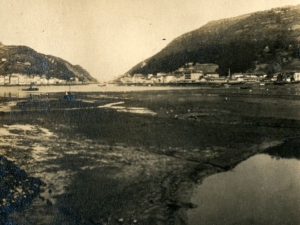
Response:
[[0, 87, 299, 224], [0, 156, 41, 222]]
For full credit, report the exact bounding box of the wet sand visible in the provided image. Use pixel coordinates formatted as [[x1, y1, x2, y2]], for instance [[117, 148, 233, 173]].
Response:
[[1, 86, 300, 224]]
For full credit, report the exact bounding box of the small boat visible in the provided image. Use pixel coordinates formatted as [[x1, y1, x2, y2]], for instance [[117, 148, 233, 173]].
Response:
[[239, 85, 252, 89], [64, 92, 76, 100], [98, 82, 107, 87], [22, 84, 39, 91], [210, 83, 222, 88], [273, 81, 285, 85], [227, 80, 245, 85]]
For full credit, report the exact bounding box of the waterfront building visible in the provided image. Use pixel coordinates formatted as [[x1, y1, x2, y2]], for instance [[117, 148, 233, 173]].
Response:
[[191, 72, 203, 80], [292, 72, 300, 82], [231, 73, 243, 79], [41, 78, 48, 85], [156, 73, 167, 83], [4, 75, 9, 85], [0, 76, 4, 85], [10, 75, 19, 85], [184, 73, 191, 80], [33, 75, 41, 84], [48, 78, 55, 84], [165, 75, 176, 83], [19, 76, 26, 85], [194, 63, 219, 74], [120, 75, 133, 84], [132, 74, 145, 83], [25, 76, 32, 85], [28, 75, 35, 84]]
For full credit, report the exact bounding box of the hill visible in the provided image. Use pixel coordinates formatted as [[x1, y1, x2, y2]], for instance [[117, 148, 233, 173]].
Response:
[[0, 43, 97, 83], [127, 4, 300, 77]]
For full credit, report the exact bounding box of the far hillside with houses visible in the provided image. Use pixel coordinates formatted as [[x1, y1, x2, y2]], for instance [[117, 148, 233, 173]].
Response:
[[0, 43, 98, 84], [0, 73, 81, 86], [118, 63, 300, 86]]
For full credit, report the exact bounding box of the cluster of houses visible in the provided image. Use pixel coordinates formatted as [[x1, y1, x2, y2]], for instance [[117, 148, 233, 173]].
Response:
[[0, 73, 80, 85], [119, 63, 270, 85], [275, 72, 300, 83]]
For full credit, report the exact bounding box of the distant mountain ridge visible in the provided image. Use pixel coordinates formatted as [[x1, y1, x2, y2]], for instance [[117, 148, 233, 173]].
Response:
[[127, 4, 300, 77], [0, 43, 97, 83]]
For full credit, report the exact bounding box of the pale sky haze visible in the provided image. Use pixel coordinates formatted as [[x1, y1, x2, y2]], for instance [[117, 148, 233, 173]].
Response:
[[0, 0, 300, 81]]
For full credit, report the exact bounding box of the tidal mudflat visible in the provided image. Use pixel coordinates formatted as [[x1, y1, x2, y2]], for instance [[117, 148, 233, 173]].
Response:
[[0, 85, 300, 224]]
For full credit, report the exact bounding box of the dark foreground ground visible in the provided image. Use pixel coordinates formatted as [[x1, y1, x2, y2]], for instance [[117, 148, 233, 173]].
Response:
[[0, 86, 300, 224]]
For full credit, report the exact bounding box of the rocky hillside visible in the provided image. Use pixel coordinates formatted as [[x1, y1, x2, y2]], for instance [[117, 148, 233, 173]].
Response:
[[127, 4, 300, 77], [0, 43, 97, 83]]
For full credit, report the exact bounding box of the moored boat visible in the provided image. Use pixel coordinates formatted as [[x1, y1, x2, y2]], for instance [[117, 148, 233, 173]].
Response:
[[22, 84, 39, 91]]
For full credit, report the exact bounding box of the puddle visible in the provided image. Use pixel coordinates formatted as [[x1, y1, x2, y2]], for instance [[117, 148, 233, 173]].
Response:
[[188, 153, 300, 225], [117, 107, 157, 115], [81, 100, 96, 103], [98, 101, 125, 108], [98, 101, 157, 115]]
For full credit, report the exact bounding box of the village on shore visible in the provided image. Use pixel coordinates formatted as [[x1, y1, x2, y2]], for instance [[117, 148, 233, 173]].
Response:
[[0, 73, 82, 86], [118, 63, 300, 86]]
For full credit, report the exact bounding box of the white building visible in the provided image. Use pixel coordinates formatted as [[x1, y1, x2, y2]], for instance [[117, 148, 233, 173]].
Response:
[[132, 74, 145, 83], [156, 73, 168, 83], [205, 73, 220, 78], [10, 75, 19, 85], [191, 72, 203, 80], [291, 72, 300, 82], [4, 76, 10, 84], [41, 78, 48, 85], [48, 78, 55, 84], [165, 75, 176, 83], [0, 76, 4, 85], [33, 75, 41, 84], [18, 75, 27, 85]]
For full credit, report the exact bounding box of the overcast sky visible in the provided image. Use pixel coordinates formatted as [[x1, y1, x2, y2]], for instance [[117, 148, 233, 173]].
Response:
[[0, 0, 299, 81]]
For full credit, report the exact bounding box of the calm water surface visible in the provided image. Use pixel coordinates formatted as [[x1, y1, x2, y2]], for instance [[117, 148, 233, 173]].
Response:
[[0, 84, 205, 98], [1, 83, 300, 98], [188, 153, 300, 225]]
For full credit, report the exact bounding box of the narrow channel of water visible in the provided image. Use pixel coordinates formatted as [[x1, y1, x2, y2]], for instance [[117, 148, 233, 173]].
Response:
[[188, 142, 300, 225]]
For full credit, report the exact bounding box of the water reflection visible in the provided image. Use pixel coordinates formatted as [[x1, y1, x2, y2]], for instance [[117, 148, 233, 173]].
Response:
[[188, 154, 300, 225], [264, 138, 300, 160], [0, 84, 299, 98]]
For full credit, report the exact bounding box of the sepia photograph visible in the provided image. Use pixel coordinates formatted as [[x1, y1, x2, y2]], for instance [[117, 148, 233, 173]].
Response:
[[0, 0, 300, 224]]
